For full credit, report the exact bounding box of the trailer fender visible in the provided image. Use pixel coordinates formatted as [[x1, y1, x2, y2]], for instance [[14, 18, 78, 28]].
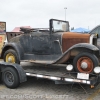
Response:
[[54, 43, 99, 64], [0, 62, 27, 83]]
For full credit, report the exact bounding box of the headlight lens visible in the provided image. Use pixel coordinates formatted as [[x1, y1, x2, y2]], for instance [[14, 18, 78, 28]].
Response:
[[94, 67, 100, 74], [66, 64, 73, 71]]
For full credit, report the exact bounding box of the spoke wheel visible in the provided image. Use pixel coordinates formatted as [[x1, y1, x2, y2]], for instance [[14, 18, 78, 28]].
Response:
[[77, 57, 93, 73], [73, 52, 99, 73]]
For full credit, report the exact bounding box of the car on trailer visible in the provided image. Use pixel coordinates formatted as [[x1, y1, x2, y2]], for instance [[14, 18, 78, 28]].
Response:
[[0, 19, 100, 89]]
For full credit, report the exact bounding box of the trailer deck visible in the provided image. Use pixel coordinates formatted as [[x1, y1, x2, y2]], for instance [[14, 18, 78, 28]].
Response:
[[0, 61, 99, 89], [22, 66, 98, 86]]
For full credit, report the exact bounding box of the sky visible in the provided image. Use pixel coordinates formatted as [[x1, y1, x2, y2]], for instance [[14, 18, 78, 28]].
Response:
[[0, 0, 100, 31]]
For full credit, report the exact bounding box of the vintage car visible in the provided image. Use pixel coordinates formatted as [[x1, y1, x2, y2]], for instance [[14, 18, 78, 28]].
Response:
[[0, 19, 100, 74]]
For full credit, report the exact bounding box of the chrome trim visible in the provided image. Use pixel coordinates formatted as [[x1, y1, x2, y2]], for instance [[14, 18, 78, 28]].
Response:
[[26, 73, 61, 80], [64, 78, 90, 84], [90, 34, 97, 44], [94, 67, 100, 74], [26, 73, 91, 84], [81, 62, 88, 69]]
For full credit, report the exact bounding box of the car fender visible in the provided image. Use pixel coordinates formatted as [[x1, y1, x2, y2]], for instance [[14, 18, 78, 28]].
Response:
[[53, 43, 99, 64], [1, 43, 24, 60], [0, 62, 27, 83]]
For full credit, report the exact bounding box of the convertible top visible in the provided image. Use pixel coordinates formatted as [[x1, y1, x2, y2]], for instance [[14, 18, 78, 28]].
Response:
[[20, 27, 49, 33]]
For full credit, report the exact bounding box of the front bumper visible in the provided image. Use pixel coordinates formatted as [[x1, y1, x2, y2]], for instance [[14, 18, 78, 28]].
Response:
[[63, 75, 98, 86]]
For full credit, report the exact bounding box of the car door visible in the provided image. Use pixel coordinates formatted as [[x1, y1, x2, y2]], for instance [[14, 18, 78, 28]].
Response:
[[30, 31, 51, 55], [50, 33, 62, 55]]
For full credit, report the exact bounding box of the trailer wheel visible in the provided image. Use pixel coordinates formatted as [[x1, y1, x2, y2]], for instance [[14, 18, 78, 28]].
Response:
[[4, 49, 20, 64], [2, 67, 20, 88], [73, 52, 99, 73]]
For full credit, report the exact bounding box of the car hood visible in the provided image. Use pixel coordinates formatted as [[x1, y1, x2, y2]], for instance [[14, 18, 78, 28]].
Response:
[[62, 32, 90, 52]]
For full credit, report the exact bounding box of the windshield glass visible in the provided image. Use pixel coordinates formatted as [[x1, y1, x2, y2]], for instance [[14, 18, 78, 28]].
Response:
[[52, 20, 69, 32]]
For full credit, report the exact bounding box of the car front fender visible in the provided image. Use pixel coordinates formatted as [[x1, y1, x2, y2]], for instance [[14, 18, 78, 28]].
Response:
[[53, 43, 99, 64]]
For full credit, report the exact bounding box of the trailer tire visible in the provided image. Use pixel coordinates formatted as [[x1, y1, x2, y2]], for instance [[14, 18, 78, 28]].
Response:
[[2, 67, 20, 88], [4, 49, 20, 64], [73, 52, 99, 73]]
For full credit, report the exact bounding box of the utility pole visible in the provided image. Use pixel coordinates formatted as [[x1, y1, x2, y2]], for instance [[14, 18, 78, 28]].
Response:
[[64, 7, 67, 21]]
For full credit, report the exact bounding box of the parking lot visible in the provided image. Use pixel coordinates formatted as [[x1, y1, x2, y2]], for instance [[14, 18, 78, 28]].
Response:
[[0, 77, 100, 100], [0, 62, 100, 100]]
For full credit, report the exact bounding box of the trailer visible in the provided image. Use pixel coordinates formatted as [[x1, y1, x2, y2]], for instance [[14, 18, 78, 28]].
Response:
[[0, 61, 100, 89]]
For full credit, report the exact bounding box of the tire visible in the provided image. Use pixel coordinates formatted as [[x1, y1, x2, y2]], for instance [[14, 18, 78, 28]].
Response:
[[2, 67, 20, 89], [73, 52, 99, 73], [4, 49, 20, 64]]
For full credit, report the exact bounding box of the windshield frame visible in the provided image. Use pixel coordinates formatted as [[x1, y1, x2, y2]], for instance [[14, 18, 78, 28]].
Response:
[[49, 19, 69, 34]]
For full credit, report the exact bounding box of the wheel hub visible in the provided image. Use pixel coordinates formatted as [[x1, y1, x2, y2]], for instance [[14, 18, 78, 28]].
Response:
[[81, 62, 88, 69], [5, 71, 14, 84], [77, 57, 93, 73], [8, 57, 12, 63], [6, 53, 15, 63]]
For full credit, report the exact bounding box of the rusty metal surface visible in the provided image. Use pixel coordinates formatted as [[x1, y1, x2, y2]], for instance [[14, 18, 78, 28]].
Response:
[[6, 32, 23, 41], [62, 32, 90, 52]]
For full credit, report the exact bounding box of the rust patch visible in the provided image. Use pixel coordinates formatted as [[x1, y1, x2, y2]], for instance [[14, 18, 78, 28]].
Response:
[[62, 32, 90, 52], [6, 32, 23, 41]]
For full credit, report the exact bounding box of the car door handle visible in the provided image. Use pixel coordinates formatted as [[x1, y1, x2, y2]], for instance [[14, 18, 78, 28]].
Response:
[[54, 40, 59, 42]]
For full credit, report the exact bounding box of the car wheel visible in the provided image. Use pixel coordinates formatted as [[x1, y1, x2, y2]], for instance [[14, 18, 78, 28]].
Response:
[[2, 67, 20, 89], [4, 49, 20, 64], [73, 52, 99, 73]]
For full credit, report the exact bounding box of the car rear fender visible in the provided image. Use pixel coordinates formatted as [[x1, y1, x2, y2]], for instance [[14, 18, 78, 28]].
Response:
[[1, 43, 24, 60]]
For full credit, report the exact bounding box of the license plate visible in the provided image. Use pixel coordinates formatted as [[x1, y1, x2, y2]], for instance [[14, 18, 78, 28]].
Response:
[[77, 73, 89, 80]]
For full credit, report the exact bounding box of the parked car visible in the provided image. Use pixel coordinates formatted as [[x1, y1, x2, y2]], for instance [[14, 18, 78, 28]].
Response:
[[0, 19, 99, 74]]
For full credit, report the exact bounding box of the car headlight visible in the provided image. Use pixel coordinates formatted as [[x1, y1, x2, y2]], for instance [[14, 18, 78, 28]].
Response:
[[66, 64, 73, 71], [94, 67, 100, 74]]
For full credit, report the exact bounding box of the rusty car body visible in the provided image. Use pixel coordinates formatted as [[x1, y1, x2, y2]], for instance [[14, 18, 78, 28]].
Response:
[[0, 19, 100, 74]]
